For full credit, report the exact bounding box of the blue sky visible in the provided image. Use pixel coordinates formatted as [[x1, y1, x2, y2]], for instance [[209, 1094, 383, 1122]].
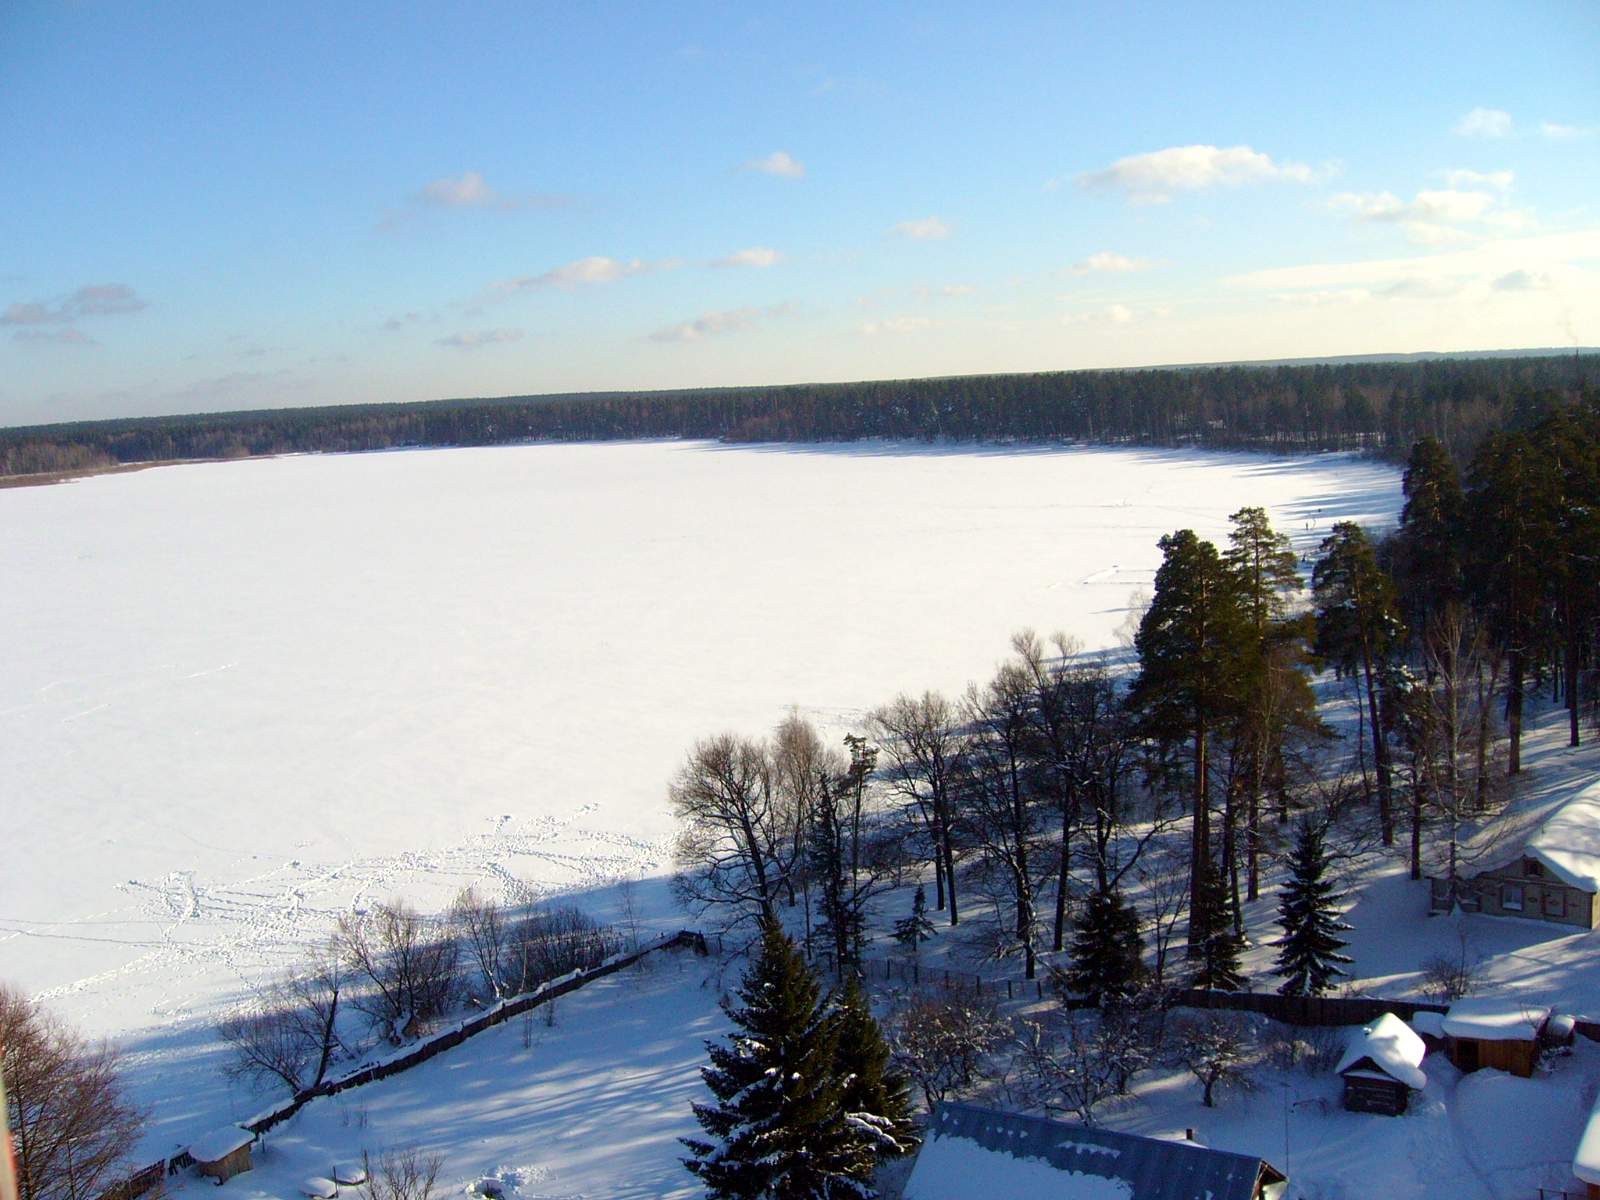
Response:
[[1, 1, 1596, 425]]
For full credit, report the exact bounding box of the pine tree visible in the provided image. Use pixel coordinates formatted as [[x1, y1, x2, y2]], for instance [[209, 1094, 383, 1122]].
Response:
[[832, 978, 919, 1169], [1313, 522, 1405, 842], [1128, 530, 1251, 941], [682, 921, 875, 1198], [1274, 821, 1353, 996], [891, 885, 937, 952], [1188, 860, 1246, 992], [1063, 889, 1146, 1007]]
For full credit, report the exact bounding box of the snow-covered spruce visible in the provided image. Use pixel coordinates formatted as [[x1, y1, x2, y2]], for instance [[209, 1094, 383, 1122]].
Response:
[[1273, 820, 1353, 996], [681, 921, 913, 1198]]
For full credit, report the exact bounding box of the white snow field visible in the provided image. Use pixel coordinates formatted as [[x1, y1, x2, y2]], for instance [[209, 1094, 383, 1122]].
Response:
[[0, 439, 1402, 1152]]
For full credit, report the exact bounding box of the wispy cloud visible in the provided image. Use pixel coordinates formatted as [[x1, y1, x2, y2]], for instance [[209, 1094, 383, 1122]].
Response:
[[649, 302, 795, 344], [1454, 107, 1512, 138], [742, 151, 805, 179], [859, 315, 933, 335], [1076, 144, 1313, 204], [712, 247, 781, 269], [1491, 269, 1550, 292], [1061, 303, 1168, 326], [2, 283, 147, 325], [382, 311, 425, 332], [491, 256, 680, 297], [436, 328, 523, 349], [416, 170, 570, 211], [1330, 188, 1529, 244], [890, 216, 951, 241], [1541, 120, 1596, 140], [1441, 168, 1514, 190], [1224, 229, 1600, 292], [939, 283, 976, 297], [1068, 251, 1152, 275], [12, 327, 99, 346]]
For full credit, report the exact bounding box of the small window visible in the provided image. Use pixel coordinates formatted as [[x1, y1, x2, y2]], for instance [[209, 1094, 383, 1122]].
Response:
[[1501, 884, 1524, 911], [1526, 860, 1544, 877]]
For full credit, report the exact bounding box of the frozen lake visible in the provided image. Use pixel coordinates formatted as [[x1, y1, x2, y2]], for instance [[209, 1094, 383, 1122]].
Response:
[[0, 439, 1400, 1142]]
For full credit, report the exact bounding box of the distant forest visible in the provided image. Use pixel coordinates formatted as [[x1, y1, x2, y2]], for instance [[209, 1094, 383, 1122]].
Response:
[[2, 352, 1592, 477]]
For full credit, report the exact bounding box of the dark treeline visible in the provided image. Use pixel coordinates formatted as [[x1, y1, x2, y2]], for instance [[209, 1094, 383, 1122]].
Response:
[[2, 352, 1591, 476]]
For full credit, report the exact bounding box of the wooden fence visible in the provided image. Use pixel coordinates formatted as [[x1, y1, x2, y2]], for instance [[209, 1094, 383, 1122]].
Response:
[[99, 929, 707, 1200]]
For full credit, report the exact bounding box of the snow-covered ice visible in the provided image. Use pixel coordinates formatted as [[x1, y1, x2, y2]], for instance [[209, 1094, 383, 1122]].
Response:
[[0, 439, 1403, 1153]]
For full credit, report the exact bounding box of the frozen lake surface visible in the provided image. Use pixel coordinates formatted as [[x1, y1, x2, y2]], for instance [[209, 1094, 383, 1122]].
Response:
[[0, 439, 1401, 1146]]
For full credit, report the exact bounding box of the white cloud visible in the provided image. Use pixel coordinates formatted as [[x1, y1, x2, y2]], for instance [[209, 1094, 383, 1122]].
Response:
[[1541, 121, 1595, 140], [1068, 251, 1152, 276], [435, 328, 523, 348], [1271, 288, 1372, 307], [1455, 107, 1512, 138], [491, 256, 678, 296], [860, 315, 933, 335], [1330, 188, 1529, 245], [1224, 229, 1600, 294], [940, 283, 976, 296], [2, 283, 147, 325], [712, 247, 781, 269], [1442, 168, 1514, 190], [743, 151, 805, 178], [1076, 144, 1313, 204], [891, 216, 951, 241]]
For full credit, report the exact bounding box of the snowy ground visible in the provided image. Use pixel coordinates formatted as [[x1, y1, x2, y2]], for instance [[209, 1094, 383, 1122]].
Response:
[[166, 947, 729, 1200], [1, 439, 1404, 1155]]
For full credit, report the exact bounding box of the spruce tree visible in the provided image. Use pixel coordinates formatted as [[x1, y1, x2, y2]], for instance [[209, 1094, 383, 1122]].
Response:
[[891, 885, 936, 952], [832, 977, 919, 1170], [1188, 860, 1246, 992], [682, 921, 874, 1199], [1274, 821, 1353, 996], [1064, 889, 1146, 1007]]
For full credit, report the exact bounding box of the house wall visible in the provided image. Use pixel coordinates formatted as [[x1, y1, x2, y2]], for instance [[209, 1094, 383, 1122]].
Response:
[[1341, 1074, 1409, 1115], [1428, 858, 1596, 928]]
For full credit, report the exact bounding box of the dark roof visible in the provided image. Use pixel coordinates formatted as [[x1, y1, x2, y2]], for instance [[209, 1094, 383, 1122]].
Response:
[[909, 1103, 1285, 1200]]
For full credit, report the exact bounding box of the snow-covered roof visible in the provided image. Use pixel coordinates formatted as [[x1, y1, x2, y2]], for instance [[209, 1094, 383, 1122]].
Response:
[[1576, 1095, 1600, 1185], [1442, 997, 1551, 1042], [1408, 1011, 1446, 1038], [1475, 779, 1600, 893], [1335, 1012, 1427, 1089], [903, 1102, 1283, 1200], [1526, 782, 1600, 892], [188, 1125, 253, 1164]]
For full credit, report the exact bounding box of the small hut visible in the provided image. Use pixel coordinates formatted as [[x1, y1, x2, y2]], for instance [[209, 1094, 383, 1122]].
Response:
[[189, 1125, 255, 1184], [1334, 1012, 1427, 1115], [1441, 997, 1551, 1077]]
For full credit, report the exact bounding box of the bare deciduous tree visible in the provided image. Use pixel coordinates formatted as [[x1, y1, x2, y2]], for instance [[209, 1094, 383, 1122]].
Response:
[[869, 693, 967, 926], [1169, 1012, 1257, 1107], [670, 733, 790, 929], [450, 888, 509, 1002], [336, 902, 459, 1036], [887, 994, 1006, 1112], [361, 1148, 444, 1200], [218, 950, 346, 1095], [1, 984, 143, 1200]]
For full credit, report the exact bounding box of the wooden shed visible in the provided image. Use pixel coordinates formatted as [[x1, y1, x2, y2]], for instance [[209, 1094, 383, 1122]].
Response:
[[1441, 997, 1551, 1077], [1334, 1012, 1427, 1116], [189, 1125, 255, 1184]]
